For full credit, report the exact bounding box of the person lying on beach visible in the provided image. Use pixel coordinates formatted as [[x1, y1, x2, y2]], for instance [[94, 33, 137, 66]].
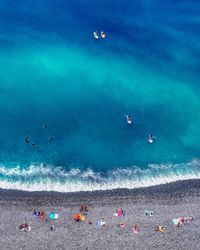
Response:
[[133, 225, 138, 234], [72, 214, 86, 222], [19, 224, 31, 232], [173, 216, 194, 227], [33, 211, 45, 219], [88, 220, 92, 225], [118, 222, 125, 228], [144, 210, 154, 216], [114, 208, 125, 217], [96, 218, 106, 227], [155, 226, 165, 232], [80, 205, 88, 213]]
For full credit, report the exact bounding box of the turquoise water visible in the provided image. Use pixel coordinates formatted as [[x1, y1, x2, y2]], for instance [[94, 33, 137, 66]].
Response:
[[0, 0, 200, 191]]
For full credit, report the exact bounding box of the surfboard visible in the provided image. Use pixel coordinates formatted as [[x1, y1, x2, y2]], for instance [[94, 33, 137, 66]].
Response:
[[93, 31, 99, 39]]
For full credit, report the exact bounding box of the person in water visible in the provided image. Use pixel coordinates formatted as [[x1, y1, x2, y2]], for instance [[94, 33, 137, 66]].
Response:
[[149, 133, 155, 143], [24, 136, 29, 144], [127, 115, 132, 124], [42, 124, 48, 128], [101, 31, 106, 38]]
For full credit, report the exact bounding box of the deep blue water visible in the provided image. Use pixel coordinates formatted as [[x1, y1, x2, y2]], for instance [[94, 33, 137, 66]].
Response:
[[0, 0, 200, 191]]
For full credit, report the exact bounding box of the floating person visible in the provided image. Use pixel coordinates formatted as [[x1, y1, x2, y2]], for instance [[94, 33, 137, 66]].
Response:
[[42, 123, 48, 128], [24, 136, 29, 144], [49, 137, 54, 142], [101, 31, 106, 39], [126, 115, 132, 125], [93, 31, 99, 40], [149, 133, 155, 144], [32, 143, 36, 147]]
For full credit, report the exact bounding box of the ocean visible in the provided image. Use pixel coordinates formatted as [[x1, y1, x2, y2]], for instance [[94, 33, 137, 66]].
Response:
[[0, 0, 200, 192]]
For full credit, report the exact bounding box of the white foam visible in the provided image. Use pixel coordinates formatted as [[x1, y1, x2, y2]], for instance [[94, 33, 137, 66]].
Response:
[[0, 160, 199, 192]]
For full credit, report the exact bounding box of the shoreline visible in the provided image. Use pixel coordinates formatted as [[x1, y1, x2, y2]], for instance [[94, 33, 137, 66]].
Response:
[[0, 179, 199, 204]]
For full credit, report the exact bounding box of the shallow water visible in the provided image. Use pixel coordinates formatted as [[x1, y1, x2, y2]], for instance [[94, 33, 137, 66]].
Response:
[[0, 0, 200, 191]]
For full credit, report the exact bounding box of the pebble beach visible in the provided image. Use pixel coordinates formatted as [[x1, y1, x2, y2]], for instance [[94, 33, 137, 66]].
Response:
[[0, 180, 199, 250]]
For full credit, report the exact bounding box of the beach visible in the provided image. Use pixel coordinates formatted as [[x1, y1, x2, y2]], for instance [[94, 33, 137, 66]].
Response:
[[0, 180, 199, 250], [0, 2, 200, 249]]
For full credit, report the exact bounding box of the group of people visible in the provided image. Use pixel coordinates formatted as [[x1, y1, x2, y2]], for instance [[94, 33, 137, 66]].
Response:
[[93, 30, 106, 39], [19, 206, 194, 236], [126, 115, 156, 143], [24, 123, 53, 147], [19, 224, 31, 232]]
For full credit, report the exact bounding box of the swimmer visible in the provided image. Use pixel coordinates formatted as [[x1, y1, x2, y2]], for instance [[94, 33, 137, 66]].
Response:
[[149, 133, 154, 144], [24, 136, 29, 144], [49, 137, 53, 142], [93, 31, 99, 40], [32, 143, 36, 147], [101, 31, 106, 39], [126, 115, 132, 125], [42, 124, 48, 128]]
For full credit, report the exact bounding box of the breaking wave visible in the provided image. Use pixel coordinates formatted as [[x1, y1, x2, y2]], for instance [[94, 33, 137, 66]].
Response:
[[0, 160, 199, 192]]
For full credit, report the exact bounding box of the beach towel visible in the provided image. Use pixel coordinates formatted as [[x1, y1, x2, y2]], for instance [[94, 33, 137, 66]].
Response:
[[40, 212, 45, 220], [96, 220, 105, 227], [172, 219, 179, 225], [49, 213, 59, 220], [145, 210, 154, 216], [80, 215, 86, 221]]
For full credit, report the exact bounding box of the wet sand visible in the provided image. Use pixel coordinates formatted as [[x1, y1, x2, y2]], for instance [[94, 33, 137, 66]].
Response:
[[0, 180, 199, 250]]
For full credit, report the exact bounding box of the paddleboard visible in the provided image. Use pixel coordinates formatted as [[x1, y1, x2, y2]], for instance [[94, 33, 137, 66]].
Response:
[[93, 31, 99, 39]]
